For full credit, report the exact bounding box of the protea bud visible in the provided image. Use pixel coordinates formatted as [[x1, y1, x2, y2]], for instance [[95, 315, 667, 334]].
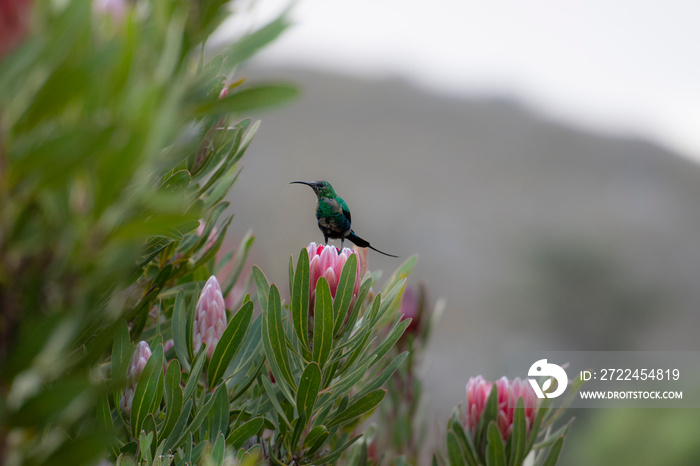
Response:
[[193, 275, 227, 359], [465, 376, 539, 441], [307, 243, 361, 302], [119, 341, 152, 415]]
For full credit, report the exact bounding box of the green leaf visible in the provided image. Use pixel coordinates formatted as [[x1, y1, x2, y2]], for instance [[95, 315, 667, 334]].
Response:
[[374, 278, 406, 325], [356, 352, 408, 399], [131, 345, 164, 437], [381, 256, 417, 296], [303, 424, 328, 449], [207, 300, 254, 389], [297, 362, 321, 422], [291, 248, 310, 351], [263, 284, 296, 389], [172, 289, 191, 371], [138, 429, 154, 465], [450, 420, 479, 466], [209, 383, 230, 439], [252, 266, 270, 312], [163, 399, 192, 452], [159, 169, 191, 194], [169, 388, 220, 451], [486, 422, 506, 466], [332, 253, 357, 335], [327, 389, 385, 428], [312, 278, 333, 370], [447, 431, 467, 466], [226, 417, 264, 449], [261, 375, 292, 429], [525, 399, 549, 454], [313, 435, 362, 464], [111, 319, 131, 388], [477, 385, 499, 453], [196, 84, 298, 116], [224, 13, 290, 66], [537, 437, 564, 466], [508, 398, 527, 466], [290, 413, 307, 452], [370, 317, 410, 362], [211, 432, 225, 466], [160, 385, 183, 443], [183, 348, 207, 402]]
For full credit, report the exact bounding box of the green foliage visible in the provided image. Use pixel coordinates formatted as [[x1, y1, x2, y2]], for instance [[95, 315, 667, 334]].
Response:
[[1, 1, 425, 464]]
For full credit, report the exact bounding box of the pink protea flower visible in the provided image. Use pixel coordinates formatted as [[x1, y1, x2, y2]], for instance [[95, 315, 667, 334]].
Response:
[[307, 242, 361, 302], [193, 276, 227, 359], [119, 341, 152, 415], [465, 376, 539, 441]]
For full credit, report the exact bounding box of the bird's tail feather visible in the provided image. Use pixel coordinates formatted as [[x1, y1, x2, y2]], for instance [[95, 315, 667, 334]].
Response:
[[346, 231, 398, 258]]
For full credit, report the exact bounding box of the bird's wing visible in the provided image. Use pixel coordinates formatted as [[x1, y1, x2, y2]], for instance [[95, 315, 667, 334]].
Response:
[[338, 198, 351, 223]]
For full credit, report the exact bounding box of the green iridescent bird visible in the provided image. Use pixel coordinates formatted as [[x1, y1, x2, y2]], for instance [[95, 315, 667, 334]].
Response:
[[291, 180, 398, 257]]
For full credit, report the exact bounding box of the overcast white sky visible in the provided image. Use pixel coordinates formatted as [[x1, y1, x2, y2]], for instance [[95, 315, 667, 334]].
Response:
[[221, 0, 700, 161]]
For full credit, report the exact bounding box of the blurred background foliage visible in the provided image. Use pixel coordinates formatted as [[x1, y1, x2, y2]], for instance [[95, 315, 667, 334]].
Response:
[[0, 0, 295, 463]]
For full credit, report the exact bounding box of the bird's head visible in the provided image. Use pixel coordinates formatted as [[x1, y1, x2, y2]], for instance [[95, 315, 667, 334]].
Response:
[[290, 180, 336, 198]]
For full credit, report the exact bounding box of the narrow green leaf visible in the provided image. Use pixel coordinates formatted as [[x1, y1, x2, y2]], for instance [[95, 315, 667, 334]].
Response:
[[207, 301, 254, 389], [170, 388, 220, 451], [538, 437, 564, 466], [290, 413, 307, 452], [224, 13, 290, 66], [477, 385, 499, 453], [159, 385, 183, 443], [370, 317, 410, 362], [312, 278, 333, 369], [111, 320, 131, 390], [332, 253, 357, 335], [209, 384, 230, 439], [195, 85, 298, 116], [525, 399, 549, 454], [303, 424, 327, 449], [138, 429, 154, 465], [183, 349, 207, 402], [313, 435, 361, 464], [450, 420, 479, 466], [447, 432, 467, 466], [340, 276, 372, 337], [131, 345, 164, 437], [261, 375, 292, 428], [356, 352, 408, 399], [296, 362, 321, 422], [374, 278, 406, 325], [486, 422, 506, 466], [261, 316, 295, 405], [509, 398, 527, 466], [172, 289, 190, 370], [264, 284, 296, 389], [327, 389, 385, 428], [291, 248, 310, 351], [226, 417, 264, 449], [252, 266, 270, 312], [163, 399, 192, 452], [381, 256, 417, 296], [211, 432, 225, 466]]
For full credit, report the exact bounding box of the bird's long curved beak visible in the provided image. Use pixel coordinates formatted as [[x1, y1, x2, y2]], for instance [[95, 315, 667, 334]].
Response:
[[290, 181, 313, 187]]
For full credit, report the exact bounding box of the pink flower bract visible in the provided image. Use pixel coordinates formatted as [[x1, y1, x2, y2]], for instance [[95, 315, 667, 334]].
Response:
[[307, 242, 361, 302], [465, 375, 539, 441], [194, 275, 227, 359]]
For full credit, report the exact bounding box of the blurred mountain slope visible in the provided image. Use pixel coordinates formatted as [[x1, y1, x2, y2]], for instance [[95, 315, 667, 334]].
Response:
[[226, 66, 700, 418]]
